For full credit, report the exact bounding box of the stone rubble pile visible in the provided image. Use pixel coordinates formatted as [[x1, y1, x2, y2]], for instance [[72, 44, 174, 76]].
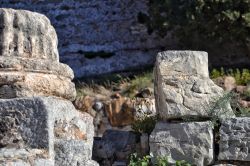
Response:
[[150, 51, 249, 166], [0, 8, 98, 166]]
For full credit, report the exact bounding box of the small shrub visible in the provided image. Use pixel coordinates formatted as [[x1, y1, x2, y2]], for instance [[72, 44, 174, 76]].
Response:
[[145, 0, 250, 48], [129, 154, 191, 166], [208, 92, 250, 119], [210, 68, 225, 79], [156, 156, 169, 166], [210, 68, 250, 85], [129, 153, 151, 166], [131, 116, 157, 134], [175, 160, 191, 166]]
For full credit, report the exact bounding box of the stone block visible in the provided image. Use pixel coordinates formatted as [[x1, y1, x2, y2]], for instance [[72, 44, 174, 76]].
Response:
[[154, 51, 234, 120], [0, 8, 76, 101], [150, 121, 214, 166], [0, 97, 96, 165], [219, 117, 250, 161]]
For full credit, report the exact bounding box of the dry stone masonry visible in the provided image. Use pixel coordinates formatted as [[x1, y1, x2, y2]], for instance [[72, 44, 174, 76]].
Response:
[[150, 51, 250, 166], [150, 121, 214, 165], [0, 8, 97, 166]]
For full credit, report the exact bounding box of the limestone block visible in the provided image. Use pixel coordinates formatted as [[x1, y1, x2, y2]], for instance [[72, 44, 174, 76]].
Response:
[[0, 8, 58, 60], [150, 121, 214, 166], [0, 97, 96, 166], [0, 8, 76, 101], [219, 117, 250, 161], [154, 51, 234, 119]]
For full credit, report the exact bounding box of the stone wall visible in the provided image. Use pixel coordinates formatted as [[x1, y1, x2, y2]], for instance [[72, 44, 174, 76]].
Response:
[[0, 0, 174, 78], [150, 51, 250, 166]]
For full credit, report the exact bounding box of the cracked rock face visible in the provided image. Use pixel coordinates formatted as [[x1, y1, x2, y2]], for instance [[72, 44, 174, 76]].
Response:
[[0, 8, 76, 101], [219, 117, 250, 161], [154, 51, 234, 119], [150, 121, 214, 166]]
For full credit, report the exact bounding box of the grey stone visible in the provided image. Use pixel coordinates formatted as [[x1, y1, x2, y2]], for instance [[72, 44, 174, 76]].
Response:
[[92, 138, 115, 161], [93, 130, 138, 163], [212, 164, 237, 166], [140, 133, 149, 156], [154, 51, 234, 120], [0, 97, 97, 166], [150, 121, 214, 166], [112, 161, 126, 166], [54, 140, 93, 166], [219, 117, 250, 161]]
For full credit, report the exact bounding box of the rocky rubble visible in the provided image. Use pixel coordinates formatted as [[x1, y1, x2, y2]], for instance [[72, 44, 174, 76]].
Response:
[[0, 8, 97, 166]]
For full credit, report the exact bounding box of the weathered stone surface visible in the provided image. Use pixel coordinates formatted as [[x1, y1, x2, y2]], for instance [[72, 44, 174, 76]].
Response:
[[0, 8, 76, 101], [0, 8, 58, 60], [219, 117, 250, 161], [0, 97, 97, 165], [140, 133, 149, 156], [150, 121, 214, 166], [93, 130, 138, 164], [1, 1, 250, 77], [154, 51, 234, 119]]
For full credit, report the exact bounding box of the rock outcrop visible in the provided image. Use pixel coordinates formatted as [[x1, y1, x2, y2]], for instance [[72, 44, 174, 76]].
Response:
[[154, 51, 234, 120], [0, 8, 97, 166]]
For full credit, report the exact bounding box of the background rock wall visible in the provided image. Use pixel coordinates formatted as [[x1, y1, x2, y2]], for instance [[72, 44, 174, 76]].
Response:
[[0, 0, 173, 78], [1, 0, 248, 78]]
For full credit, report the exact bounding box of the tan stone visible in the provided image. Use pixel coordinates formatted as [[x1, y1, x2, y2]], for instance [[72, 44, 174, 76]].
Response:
[[223, 76, 236, 91], [0, 8, 76, 100]]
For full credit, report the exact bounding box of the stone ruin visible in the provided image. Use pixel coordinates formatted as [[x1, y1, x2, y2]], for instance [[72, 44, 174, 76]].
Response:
[[0, 8, 98, 166], [150, 51, 250, 166]]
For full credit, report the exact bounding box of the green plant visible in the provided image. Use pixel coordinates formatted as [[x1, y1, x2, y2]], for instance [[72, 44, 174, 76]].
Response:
[[129, 154, 191, 166], [143, 0, 250, 49], [156, 156, 169, 166], [175, 160, 191, 166], [132, 116, 157, 134], [210, 68, 225, 79], [129, 153, 151, 166], [210, 68, 250, 85], [208, 92, 250, 119]]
